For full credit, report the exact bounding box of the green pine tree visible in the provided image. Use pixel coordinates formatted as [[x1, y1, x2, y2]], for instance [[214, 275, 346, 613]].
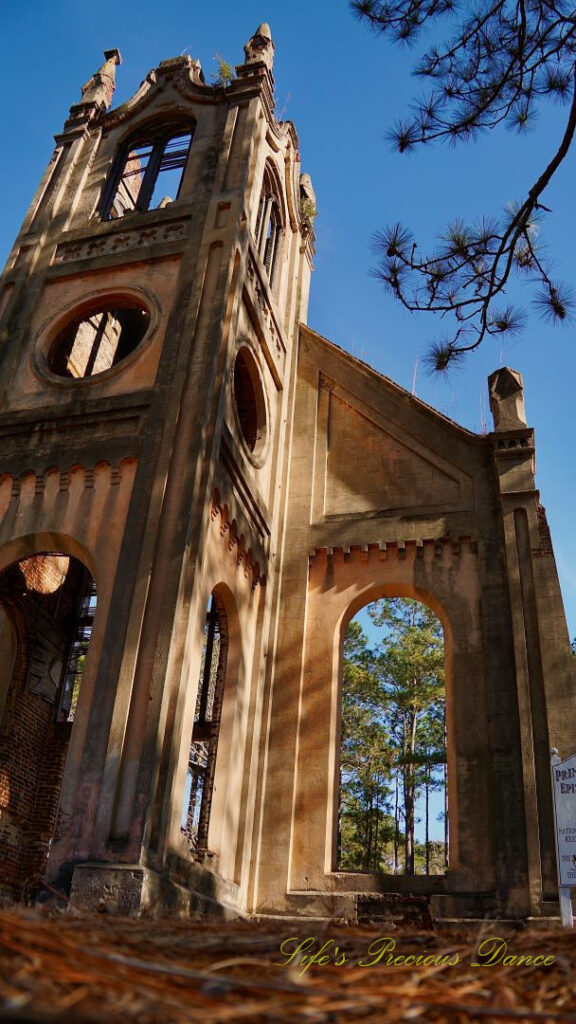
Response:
[[340, 599, 446, 875]]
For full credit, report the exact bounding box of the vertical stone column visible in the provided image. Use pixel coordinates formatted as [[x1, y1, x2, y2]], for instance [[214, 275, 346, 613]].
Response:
[[489, 367, 570, 912]]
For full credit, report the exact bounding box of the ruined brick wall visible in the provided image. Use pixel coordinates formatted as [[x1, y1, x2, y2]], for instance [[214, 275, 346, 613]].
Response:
[[0, 569, 82, 901], [0, 629, 71, 900]]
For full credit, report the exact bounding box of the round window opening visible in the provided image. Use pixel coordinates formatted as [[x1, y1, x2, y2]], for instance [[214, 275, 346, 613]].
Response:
[[47, 303, 151, 379], [233, 348, 267, 458]]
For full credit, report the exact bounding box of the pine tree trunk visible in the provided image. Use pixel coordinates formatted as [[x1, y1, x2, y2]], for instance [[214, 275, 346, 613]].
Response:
[[403, 710, 418, 875], [444, 761, 449, 869], [443, 708, 449, 869], [425, 765, 430, 875], [404, 773, 415, 874], [373, 781, 380, 872], [394, 773, 399, 873], [365, 793, 373, 871]]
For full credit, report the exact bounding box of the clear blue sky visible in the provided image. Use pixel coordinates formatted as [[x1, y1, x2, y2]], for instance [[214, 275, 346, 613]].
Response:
[[1, 2, 575, 636]]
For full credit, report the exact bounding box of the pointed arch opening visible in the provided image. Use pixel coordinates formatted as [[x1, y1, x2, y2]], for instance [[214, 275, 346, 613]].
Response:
[[181, 590, 229, 856], [0, 550, 97, 900], [254, 162, 284, 288], [338, 596, 449, 877], [101, 122, 195, 220]]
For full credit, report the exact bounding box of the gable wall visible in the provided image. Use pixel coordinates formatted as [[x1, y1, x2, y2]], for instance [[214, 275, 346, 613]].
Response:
[[253, 325, 547, 917]]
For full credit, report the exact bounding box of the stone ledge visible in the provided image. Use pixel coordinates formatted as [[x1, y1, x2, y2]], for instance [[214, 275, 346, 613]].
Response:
[[70, 863, 243, 920]]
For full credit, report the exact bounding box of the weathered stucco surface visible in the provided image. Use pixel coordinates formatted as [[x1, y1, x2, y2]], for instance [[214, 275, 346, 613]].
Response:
[[0, 27, 574, 920]]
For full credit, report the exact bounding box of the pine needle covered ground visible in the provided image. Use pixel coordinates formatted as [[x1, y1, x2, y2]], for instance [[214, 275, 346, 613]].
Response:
[[0, 909, 575, 1022]]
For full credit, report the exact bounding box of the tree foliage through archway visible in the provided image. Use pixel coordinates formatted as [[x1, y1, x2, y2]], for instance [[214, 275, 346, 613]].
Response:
[[340, 597, 447, 874]]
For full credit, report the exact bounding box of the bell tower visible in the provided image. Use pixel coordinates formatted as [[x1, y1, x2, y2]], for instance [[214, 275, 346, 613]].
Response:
[[0, 26, 315, 912]]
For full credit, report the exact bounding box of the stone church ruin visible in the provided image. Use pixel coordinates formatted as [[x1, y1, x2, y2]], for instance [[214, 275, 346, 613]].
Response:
[[0, 26, 574, 921]]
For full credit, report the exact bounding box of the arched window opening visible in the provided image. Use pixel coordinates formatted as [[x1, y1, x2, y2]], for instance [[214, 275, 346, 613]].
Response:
[[9, 555, 97, 722], [48, 303, 150, 379], [56, 574, 97, 722], [181, 594, 228, 855], [262, 200, 281, 276], [339, 597, 448, 876], [0, 552, 97, 899], [232, 347, 267, 457], [254, 168, 282, 285], [101, 126, 194, 220]]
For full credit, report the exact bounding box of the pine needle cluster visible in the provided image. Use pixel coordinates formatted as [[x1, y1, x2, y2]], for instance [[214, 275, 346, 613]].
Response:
[[352, 1, 576, 368]]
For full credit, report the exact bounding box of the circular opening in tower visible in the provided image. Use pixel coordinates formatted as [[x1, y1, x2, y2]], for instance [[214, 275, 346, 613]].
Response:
[[47, 302, 151, 379], [233, 347, 267, 458]]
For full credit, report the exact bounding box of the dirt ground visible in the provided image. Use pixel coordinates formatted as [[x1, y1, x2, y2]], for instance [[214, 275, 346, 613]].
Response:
[[0, 908, 575, 1023]]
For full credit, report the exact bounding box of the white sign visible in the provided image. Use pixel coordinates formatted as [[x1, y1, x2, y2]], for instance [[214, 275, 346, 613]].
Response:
[[551, 750, 576, 888]]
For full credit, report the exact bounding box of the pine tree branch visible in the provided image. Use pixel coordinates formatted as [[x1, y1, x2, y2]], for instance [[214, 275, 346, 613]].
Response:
[[354, 0, 576, 366]]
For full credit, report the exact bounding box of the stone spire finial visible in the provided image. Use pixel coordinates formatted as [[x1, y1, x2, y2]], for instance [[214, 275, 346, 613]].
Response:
[[243, 23, 274, 70], [488, 367, 527, 431], [80, 49, 122, 111]]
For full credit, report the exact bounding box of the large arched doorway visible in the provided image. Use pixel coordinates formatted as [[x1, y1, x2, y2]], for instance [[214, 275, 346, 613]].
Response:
[[0, 552, 96, 900], [339, 596, 448, 877]]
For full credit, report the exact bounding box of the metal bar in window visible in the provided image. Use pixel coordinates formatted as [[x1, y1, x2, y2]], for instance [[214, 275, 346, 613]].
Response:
[[197, 598, 218, 725], [113, 145, 152, 216], [258, 196, 274, 256], [83, 313, 108, 377], [135, 140, 165, 212]]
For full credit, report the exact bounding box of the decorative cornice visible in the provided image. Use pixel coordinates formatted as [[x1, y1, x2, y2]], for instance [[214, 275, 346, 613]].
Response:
[[0, 394, 149, 444], [211, 489, 266, 588], [52, 217, 188, 265], [218, 439, 270, 552], [309, 537, 478, 565], [490, 428, 535, 453], [0, 458, 136, 507]]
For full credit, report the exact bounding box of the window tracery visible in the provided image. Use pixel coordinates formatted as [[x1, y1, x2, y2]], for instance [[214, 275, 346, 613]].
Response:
[[254, 166, 283, 285], [47, 302, 150, 379], [101, 125, 194, 220]]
